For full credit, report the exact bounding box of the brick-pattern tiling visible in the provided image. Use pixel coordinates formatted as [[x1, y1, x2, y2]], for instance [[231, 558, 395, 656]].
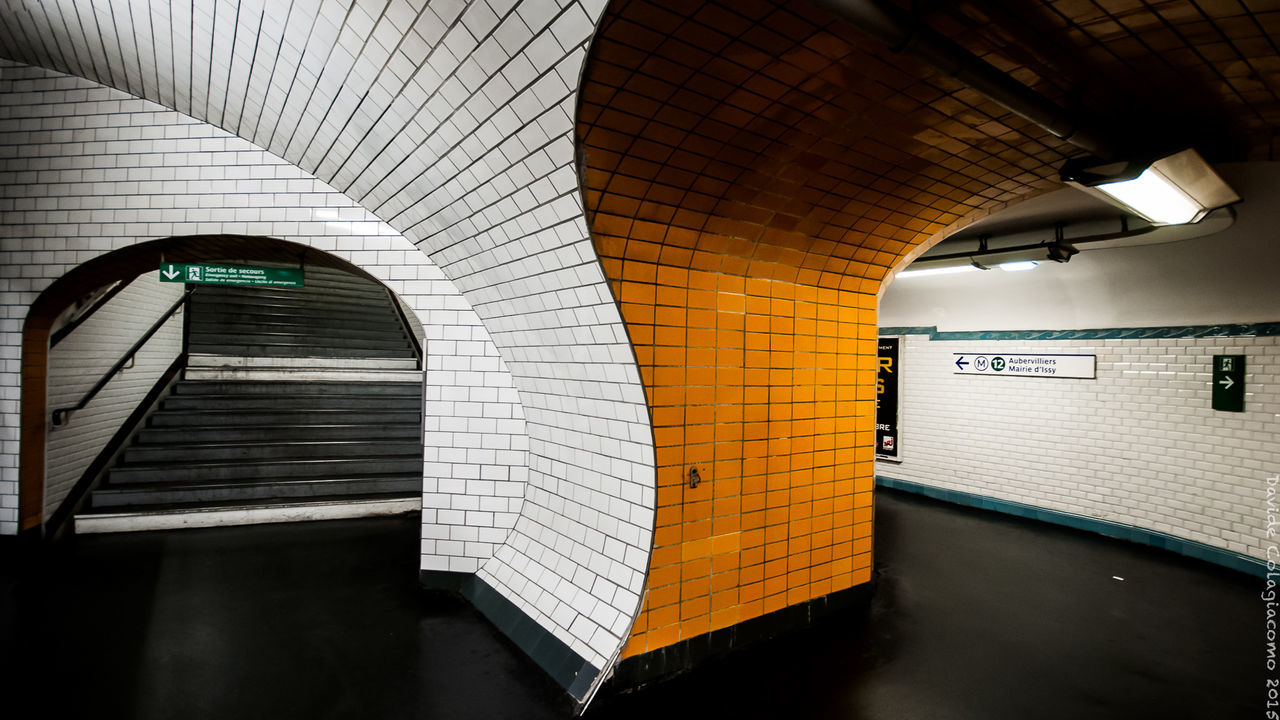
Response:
[[576, 0, 1082, 658], [44, 276, 185, 519], [0, 65, 530, 582], [886, 333, 1280, 561], [1, 0, 656, 676]]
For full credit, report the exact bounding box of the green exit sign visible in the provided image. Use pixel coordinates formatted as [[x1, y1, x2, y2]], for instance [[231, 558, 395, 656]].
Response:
[[159, 263, 304, 288], [1212, 354, 1245, 412]]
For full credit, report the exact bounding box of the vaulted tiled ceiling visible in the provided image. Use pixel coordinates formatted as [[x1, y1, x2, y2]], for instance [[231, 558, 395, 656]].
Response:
[[579, 0, 1080, 290], [578, 0, 1279, 289], [2, 0, 1274, 270], [916, 0, 1280, 163]]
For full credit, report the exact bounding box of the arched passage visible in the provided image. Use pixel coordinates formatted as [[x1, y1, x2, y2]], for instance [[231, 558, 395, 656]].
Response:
[[0, 11, 657, 682], [20, 234, 439, 533], [576, 0, 1081, 665]]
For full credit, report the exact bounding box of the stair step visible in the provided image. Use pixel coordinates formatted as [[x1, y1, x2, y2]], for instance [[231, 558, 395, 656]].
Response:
[[137, 424, 420, 444], [187, 344, 413, 359], [187, 307, 404, 330], [189, 319, 406, 339], [185, 344, 413, 359], [188, 308, 403, 324], [190, 294, 395, 317], [186, 354, 418, 370], [186, 310, 404, 333], [146, 408, 422, 427], [74, 495, 421, 534], [108, 456, 421, 484], [188, 334, 410, 351], [181, 367, 422, 382], [160, 394, 420, 411], [92, 475, 422, 508], [122, 439, 422, 464], [171, 381, 421, 397]]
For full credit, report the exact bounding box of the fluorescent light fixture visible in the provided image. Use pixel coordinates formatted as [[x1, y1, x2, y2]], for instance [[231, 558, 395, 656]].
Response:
[[975, 245, 1075, 268], [1062, 149, 1239, 226], [896, 265, 981, 278], [900, 238, 1077, 278], [998, 261, 1038, 272], [1095, 167, 1202, 225]]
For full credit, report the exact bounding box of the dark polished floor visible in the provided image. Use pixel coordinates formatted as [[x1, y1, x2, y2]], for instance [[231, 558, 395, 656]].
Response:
[[0, 489, 1261, 719]]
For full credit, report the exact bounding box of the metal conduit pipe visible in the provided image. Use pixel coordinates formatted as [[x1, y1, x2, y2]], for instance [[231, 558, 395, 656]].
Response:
[[810, 0, 1119, 160]]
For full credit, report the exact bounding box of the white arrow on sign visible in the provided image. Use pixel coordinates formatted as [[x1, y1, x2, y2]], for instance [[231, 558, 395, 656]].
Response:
[[1219, 376, 1235, 389], [162, 264, 180, 280]]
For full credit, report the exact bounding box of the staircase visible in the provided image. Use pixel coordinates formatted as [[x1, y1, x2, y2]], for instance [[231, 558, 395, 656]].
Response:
[[186, 269, 418, 359], [74, 265, 425, 533]]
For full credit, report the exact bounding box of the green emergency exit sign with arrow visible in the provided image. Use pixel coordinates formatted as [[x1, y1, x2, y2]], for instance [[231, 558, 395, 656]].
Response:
[[1212, 354, 1245, 412], [159, 263, 304, 288]]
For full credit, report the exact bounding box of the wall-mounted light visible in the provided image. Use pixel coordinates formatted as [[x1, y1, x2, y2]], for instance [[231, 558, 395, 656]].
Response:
[[1061, 149, 1239, 226]]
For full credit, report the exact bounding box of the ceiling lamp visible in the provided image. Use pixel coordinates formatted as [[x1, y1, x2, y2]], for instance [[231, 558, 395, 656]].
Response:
[[895, 264, 982, 279], [998, 261, 1039, 272], [1061, 149, 1240, 226], [897, 239, 1078, 277]]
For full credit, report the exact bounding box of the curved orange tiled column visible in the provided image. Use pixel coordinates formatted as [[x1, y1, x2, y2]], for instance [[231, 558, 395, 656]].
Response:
[[578, 0, 1074, 658]]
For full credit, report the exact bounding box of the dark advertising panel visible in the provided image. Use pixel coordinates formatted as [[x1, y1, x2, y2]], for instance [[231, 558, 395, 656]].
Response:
[[877, 337, 900, 460]]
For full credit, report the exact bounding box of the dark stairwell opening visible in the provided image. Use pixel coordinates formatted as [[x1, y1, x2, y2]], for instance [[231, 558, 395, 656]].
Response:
[[51, 260, 426, 534]]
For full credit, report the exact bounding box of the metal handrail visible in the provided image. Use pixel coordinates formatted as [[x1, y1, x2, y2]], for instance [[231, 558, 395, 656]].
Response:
[[385, 286, 424, 368], [51, 289, 193, 427]]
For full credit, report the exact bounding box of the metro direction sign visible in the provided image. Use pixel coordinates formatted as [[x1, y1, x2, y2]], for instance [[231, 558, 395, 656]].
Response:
[[1212, 354, 1245, 412], [953, 353, 1096, 379], [159, 263, 304, 288]]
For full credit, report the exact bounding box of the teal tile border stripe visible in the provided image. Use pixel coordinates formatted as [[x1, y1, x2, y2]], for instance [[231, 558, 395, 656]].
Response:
[[876, 476, 1267, 578], [877, 322, 1280, 341]]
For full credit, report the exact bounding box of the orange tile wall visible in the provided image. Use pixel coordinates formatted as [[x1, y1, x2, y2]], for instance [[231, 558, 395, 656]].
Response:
[[610, 258, 880, 652], [579, 0, 1075, 658]]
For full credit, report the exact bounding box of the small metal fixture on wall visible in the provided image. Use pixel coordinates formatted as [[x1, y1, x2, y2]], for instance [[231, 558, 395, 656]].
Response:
[[688, 466, 702, 489]]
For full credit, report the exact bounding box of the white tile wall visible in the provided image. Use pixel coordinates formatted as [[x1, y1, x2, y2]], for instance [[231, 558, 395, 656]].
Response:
[[0, 0, 655, 677], [884, 333, 1280, 561], [0, 64, 529, 579], [45, 275, 184, 519]]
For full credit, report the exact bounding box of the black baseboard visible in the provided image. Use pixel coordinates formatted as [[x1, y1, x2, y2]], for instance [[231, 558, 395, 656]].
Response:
[[419, 570, 600, 701], [608, 581, 874, 690], [418, 568, 467, 593]]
